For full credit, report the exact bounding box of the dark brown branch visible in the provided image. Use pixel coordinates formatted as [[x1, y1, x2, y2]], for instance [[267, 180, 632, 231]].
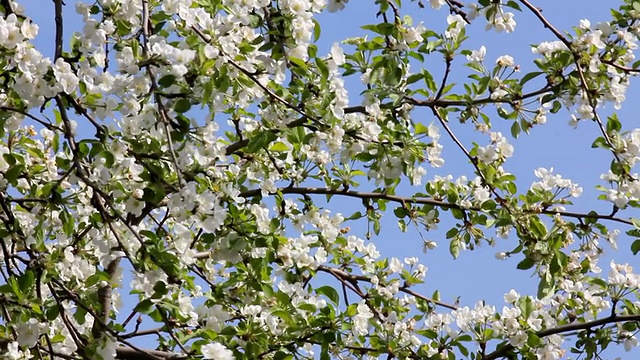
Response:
[[0, 192, 19, 276], [92, 259, 121, 338], [121, 326, 164, 340], [318, 265, 459, 311], [483, 313, 640, 360], [435, 56, 453, 100], [342, 82, 560, 116], [444, 0, 471, 24], [539, 208, 632, 225], [0, 106, 62, 131], [601, 59, 640, 73], [239, 186, 634, 226], [53, 0, 63, 60]]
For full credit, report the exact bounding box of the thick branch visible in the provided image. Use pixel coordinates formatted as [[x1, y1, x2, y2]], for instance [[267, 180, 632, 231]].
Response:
[[92, 259, 121, 339], [53, 0, 63, 60], [239, 186, 634, 226], [483, 313, 640, 360]]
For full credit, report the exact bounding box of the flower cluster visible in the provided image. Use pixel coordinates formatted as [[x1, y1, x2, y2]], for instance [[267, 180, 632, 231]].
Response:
[[1, 1, 640, 360]]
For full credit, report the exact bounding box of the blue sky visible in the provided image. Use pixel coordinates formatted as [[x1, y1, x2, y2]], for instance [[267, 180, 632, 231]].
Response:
[[19, 0, 640, 358]]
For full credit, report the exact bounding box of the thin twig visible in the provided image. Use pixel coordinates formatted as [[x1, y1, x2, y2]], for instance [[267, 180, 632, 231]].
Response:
[[518, 0, 627, 175], [318, 265, 459, 310], [0, 106, 62, 131], [435, 56, 453, 100]]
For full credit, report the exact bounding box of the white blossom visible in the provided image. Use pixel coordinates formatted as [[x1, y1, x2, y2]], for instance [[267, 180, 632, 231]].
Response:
[[202, 343, 235, 360]]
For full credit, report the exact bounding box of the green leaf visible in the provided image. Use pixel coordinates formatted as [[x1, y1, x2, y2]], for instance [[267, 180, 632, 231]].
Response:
[[2, 153, 16, 166], [312, 18, 321, 42], [631, 239, 640, 255], [537, 271, 555, 298], [143, 186, 166, 206], [415, 122, 429, 135], [133, 299, 155, 314], [73, 306, 88, 325], [408, 51, 424, 62], [422, 70, 437, 92], [446, 227, 458, 239], [298, 303, 317, 312], [449, 238, 460, 259], [529, 217, 547, 238], [451, 207, 464, 220], [517, 257, 535, 270], [591, 136, 608, 149], [316, 58, 329, 78], [606, 114, 621, 133], [174, 99, 192, 115], [269, 141, 290, 152], [406, 73, 423, 85], [398, 219, 407, 232], [550, 100, 562, 114], [375, 23, 396, 36], [481, 200, 496, 210], [623, 321, 638, 332], [98, 150, 115, 168], [273, 353, 293, 360], [46, 305, 60, 321], [519, 71, 543, 86], [18, 270, 35, 294], [527, 332, 541, 347], [316, 286, 339, 304], [158, 74, 177, 87], [153, 280, 168, 296], [246, 131, 277, 153], [61, 211, 75, 236], [541, 93, 556, 104], [320, 347, 330, 360], [289, 56, 308, 70], [393, 206, 409, 218], [5, 163, 24, 184], [510, 121, 521, 138]]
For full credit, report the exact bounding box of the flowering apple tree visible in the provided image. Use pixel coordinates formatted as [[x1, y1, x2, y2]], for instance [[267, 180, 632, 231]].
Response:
[[2, 0, 640, 359]]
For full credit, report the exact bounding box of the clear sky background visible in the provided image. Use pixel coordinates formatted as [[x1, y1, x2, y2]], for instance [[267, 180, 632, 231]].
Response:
[[19, 0, 640, 358]]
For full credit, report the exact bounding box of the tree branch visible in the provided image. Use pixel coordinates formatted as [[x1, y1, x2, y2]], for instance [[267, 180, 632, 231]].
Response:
[[239, 186, 634, 226], [344, 83, 560, 114], [318, 265, 459, 311], [53, 0, 63, 61], [483, 313, 640, 360]]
